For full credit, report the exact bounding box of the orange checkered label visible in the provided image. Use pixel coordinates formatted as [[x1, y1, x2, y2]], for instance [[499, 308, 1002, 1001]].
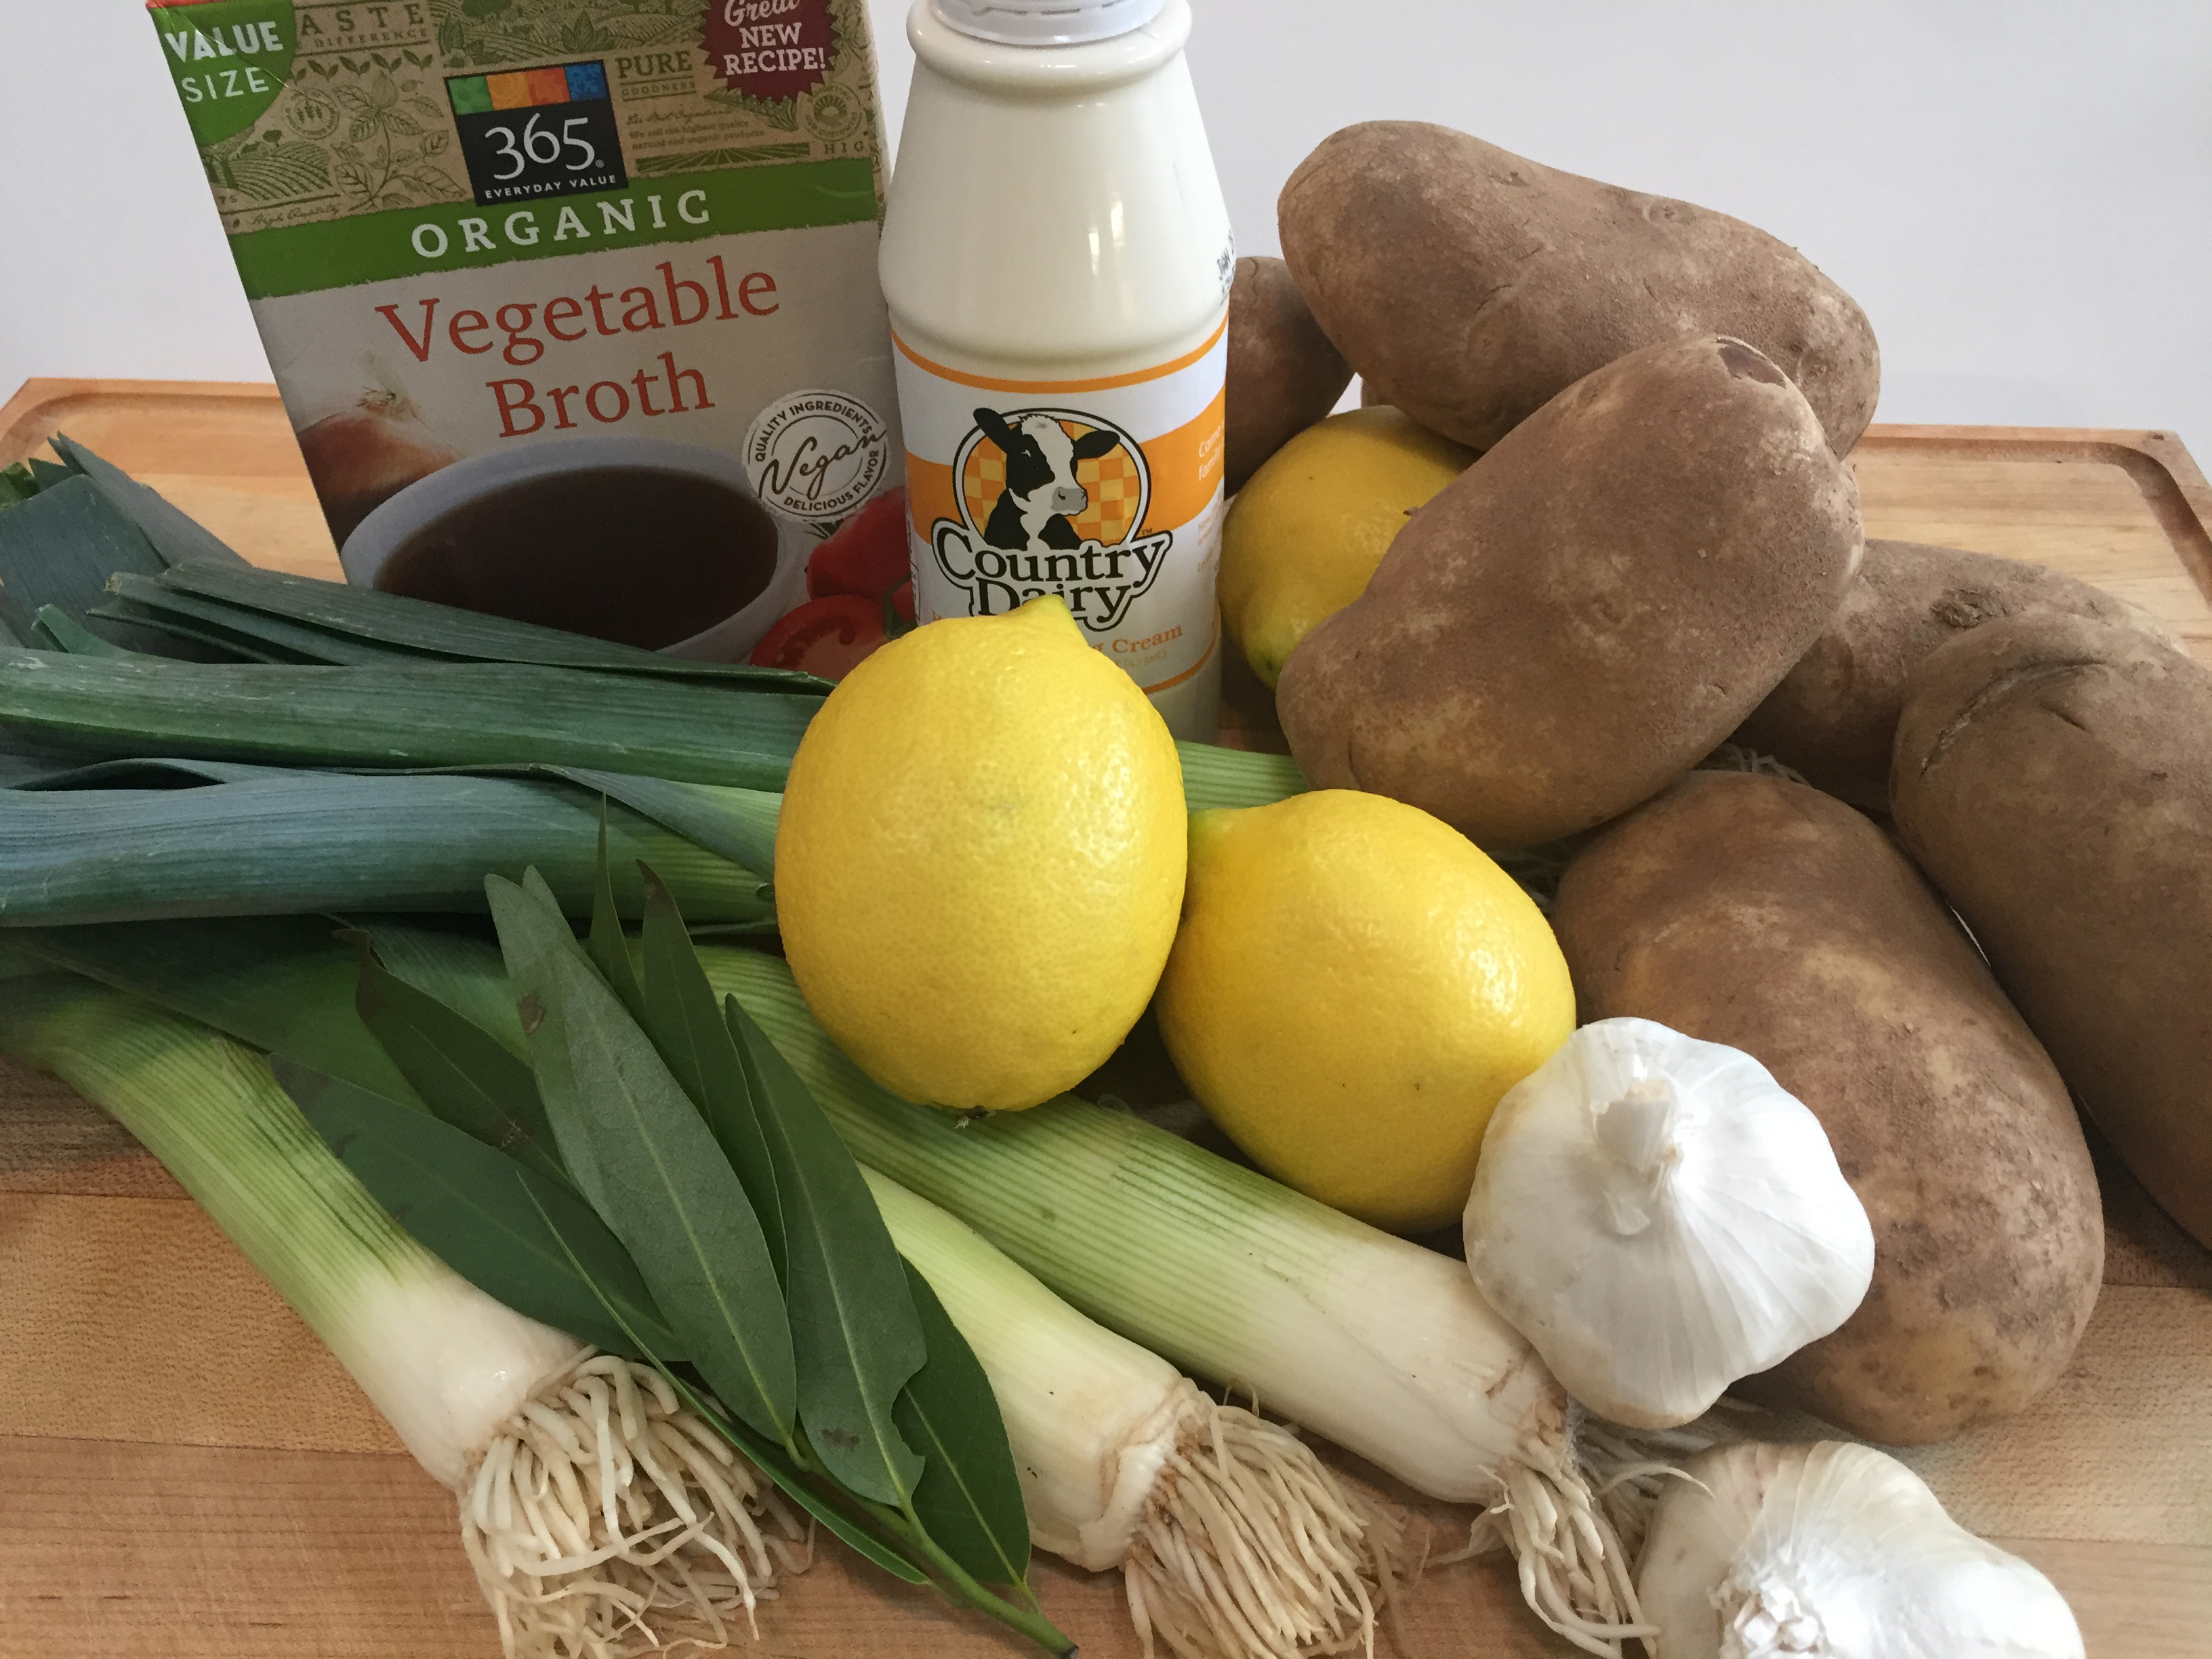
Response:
[[893, 318, 1228, 697]]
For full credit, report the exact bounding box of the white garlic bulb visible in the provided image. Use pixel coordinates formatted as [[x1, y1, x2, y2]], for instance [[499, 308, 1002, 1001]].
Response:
[[1638, 1441, 2085, 1659], [1462, 1017, 1873, 1427]]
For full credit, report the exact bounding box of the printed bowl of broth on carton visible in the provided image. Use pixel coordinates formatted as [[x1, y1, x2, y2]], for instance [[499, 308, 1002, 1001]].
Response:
[[150, 0, 905, 665]]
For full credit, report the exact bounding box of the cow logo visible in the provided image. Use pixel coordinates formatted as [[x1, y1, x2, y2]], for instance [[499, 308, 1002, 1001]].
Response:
[[929, 407, 1171, 631], [743, 389, 891, 520]]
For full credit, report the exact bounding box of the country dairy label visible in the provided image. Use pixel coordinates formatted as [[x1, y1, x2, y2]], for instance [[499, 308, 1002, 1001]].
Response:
[[893, 318, 1227, 697]]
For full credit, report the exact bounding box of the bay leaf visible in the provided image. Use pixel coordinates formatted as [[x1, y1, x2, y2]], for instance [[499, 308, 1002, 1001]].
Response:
[[285, 1057, 682, 1359], [639, 863, 783, 1278], [524, 1187, 930, 1587], [350, 930, 567, 1186], [489, 872, 797, 1446], [586, 809, 646, 1024], [895, 1259, 1033, 1586], [726, 992, 926, 1506]]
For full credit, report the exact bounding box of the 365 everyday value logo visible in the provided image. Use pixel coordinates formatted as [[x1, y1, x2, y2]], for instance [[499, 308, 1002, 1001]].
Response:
[[928, 407, 1172, 630]]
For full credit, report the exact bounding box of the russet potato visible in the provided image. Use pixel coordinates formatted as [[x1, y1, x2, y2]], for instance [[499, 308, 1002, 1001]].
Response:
[[1276, 333, 1861, 850], [1279, 122, 1880, 454], [1553, 771, 2104, 1446], [1893, 613, 2212, 1251], [1224, 256, 1353, 495], [1736, 539, 2178, 807]]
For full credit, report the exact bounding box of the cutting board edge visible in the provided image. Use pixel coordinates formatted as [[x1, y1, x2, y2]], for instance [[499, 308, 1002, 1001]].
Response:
[[1, 377, 287, 466]]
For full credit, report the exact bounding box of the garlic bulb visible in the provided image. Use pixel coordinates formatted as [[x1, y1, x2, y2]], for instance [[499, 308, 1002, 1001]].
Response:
[[1463, 1017, 1873, 1427], [1638, 1440, 2085, 1658]]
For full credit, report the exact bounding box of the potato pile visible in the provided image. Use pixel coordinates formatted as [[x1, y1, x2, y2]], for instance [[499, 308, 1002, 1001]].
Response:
[[1221, 119, 2212, 1453]]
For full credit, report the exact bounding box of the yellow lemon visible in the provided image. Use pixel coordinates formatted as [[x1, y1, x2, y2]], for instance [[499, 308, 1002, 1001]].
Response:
[[1155, 790, 1574, 1231], [775, 595, 1187, 1111], [1219, 407, 1476, 686]]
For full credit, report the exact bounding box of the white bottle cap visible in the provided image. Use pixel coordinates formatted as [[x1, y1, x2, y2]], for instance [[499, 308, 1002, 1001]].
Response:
[[928, 0, 1166, 47]]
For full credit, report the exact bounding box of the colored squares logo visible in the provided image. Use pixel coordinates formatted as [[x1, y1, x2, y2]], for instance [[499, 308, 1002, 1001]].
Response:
[[445, 58, 629, 205], [447, 61, 611, 116]]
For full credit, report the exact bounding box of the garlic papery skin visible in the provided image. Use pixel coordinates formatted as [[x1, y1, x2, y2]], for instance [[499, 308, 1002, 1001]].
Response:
[[1463, 1017, 1874, 1428], [1637, 1441, 2085, 1659]]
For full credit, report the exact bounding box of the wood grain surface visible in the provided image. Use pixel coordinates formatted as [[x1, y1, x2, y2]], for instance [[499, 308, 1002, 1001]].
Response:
[[3, 380, 2210, 1657]]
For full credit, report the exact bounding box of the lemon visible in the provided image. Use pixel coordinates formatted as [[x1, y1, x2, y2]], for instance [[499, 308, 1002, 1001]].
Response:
[[775, 595, 1187, 1112], [1155, 790, 1574, 1231], [1219, 407, 1476, 686]]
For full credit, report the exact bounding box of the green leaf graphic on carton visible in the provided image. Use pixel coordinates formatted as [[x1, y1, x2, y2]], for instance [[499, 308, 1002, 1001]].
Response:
[[149, 1, 298, 148]]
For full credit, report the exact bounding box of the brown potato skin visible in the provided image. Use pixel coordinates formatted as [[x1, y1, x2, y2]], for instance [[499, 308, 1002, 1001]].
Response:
[[1735, 540, 2178, 808], [1225, 257, 1353, 495], [1276, 333, 1861, 850], [1893, 613, 2212, 1250], [1553, 772, 2103, 1445], [1279, 122, 1880, 454]]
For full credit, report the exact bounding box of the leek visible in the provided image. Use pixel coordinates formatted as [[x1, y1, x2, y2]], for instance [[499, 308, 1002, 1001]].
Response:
[[102, 571, 417, 665], [867, 1168, 1397, 1659], [0, 975, 801, 1659], [0, 647, 1303, 811], [0, 747, 1287, 926], [9, 916, 1399, 1659], [0, 649, 817, 787], [0, 771, 773, 926], [151, 558, 828, 685], [701, 949, 1651, 1656]]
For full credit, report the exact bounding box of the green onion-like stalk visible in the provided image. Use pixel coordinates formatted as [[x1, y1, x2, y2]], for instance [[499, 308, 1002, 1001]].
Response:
[[0, 976, 803, 1659], [0, 651, 818, 787], [0, 747, 1294, 926]]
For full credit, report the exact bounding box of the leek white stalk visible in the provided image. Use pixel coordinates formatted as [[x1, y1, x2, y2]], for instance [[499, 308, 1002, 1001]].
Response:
[[864, 1166, 1395, 1659], [701, 948, 1652, 1656], [0, 977, 801, 1659], [1637, 1441, 2085, 1658]]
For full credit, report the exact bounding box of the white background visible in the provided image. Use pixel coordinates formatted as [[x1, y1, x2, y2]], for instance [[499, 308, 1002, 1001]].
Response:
[[3, 1, 2207, 451]]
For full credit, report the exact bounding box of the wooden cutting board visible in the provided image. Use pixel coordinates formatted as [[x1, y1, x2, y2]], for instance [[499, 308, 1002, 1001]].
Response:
[[3, 379, 2211, 1658]]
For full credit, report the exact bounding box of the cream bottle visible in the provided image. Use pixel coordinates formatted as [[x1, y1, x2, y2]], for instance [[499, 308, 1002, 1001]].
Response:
[[879, 0, 1234, 739]]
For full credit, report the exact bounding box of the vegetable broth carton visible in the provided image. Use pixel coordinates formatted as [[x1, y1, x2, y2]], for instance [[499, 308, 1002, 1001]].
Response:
[[150, 0, 905, 665]]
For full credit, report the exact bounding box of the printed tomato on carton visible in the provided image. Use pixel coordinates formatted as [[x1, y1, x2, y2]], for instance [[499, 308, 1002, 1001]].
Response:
[[752, 488, 915, 678], [805, 488, 910, 603]]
